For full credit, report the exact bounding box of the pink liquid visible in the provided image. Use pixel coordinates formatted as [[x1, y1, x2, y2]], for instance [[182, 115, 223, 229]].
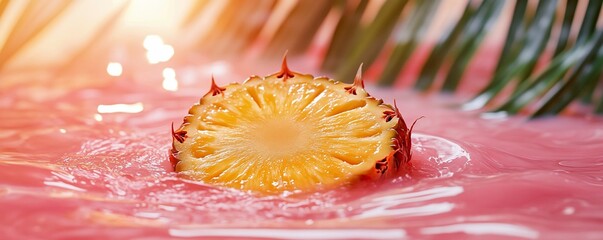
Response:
[[1, 62, 603, 240]]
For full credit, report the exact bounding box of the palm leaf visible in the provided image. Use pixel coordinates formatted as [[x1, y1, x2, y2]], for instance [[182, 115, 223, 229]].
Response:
[[464, 0, 558, 111], [414, 1, 477, 91], [0, 0, 10, 18], [266, 0, 335, 57], [377, 0, 440, 86], [494, 31, 603, 114], [1, 0, 602, 117], [534, 37, 603, 117], [0, 0, 73, 69], [441, 0, 505, 92], [577, 0, 603, 103], [335, 0, 409, 82], [553, 0, 577, 57], [321, 0, 369, 73], [494, 0, 528, 73]]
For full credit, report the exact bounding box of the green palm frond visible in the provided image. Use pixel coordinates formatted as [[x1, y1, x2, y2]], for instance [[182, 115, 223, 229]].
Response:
[[414, 1, 478, 91], [335, 0, 410, 82], [378, 0, 440, 86], [463, 0, 559, 111], [0, 0, 601, 118], [321, 0, 369, 73], [335, 0, 602, 117], [440, 0, 504, 92]]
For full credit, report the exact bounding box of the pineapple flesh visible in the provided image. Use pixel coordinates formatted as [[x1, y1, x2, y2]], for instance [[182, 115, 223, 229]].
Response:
[[171, 58, 415, 194]]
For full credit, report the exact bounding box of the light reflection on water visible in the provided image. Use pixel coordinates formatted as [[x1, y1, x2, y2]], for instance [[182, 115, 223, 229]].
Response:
[[351, 186, 462, 219], [143, 35, 174, 64], [353, 202, 455, 219], [362, 186, 464, 207], [411, 133, 472, 178], [421, 223, 539, 239], [106, 62, 123, 77], [1, 79, 603, 239], [97, 102, 144, 114], [162, 67, 178, 91], [43, 180, 86, 192], [168, 228, 407, 239]]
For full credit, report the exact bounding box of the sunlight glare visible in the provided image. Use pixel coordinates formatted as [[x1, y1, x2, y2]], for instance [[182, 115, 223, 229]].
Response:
[[144, 35, 174, 64], [143, 35, 164, 50], [106, 62, 123, 77], [162, 67, 178, 91], [97, 102, 144, 114]]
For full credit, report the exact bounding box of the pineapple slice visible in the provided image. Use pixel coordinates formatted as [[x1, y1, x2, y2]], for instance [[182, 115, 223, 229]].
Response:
[[171, 58, 416, 194]]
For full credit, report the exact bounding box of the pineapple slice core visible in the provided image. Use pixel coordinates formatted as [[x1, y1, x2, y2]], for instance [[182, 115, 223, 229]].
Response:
[[172, 63, 412, 194]]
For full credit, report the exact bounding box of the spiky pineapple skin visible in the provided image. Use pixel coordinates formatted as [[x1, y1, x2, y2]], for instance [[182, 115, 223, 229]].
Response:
[[170, 61, 414, 193]]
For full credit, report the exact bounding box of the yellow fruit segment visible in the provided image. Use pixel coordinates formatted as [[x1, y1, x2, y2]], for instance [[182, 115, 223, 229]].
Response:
[[171, 61, 413, 194]]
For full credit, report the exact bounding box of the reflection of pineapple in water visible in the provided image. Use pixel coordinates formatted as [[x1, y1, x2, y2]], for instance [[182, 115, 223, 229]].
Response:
[[171, 58, 416, 194]]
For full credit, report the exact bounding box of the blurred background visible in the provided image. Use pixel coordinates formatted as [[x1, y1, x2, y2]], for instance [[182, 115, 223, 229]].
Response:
[[0, 0, 601, 117]]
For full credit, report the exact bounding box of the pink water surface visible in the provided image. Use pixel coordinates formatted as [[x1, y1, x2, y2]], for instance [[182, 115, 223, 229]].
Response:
[[1, 67, 603, 240]]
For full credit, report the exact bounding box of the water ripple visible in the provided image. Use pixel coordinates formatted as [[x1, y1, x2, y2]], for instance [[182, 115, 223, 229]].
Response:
[[351, 186, 463, 219], [421, 223, 539, 239], [169, 228, 407, 239]]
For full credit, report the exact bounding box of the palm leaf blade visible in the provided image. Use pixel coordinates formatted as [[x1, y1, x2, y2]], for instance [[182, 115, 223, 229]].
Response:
[[336, 0, 409, 83], [414, 1, 476, 91], [441, 0, 505, 92], [377, 0, 440, 86]]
